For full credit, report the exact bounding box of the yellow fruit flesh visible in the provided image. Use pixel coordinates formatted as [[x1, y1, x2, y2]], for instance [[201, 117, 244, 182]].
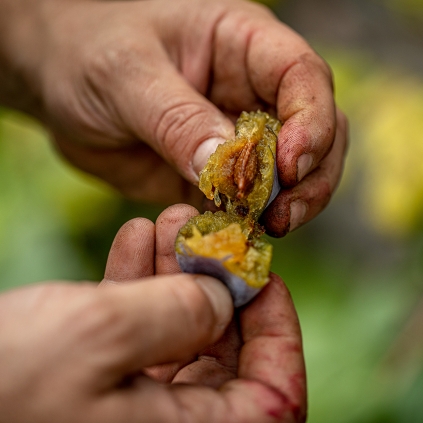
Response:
[[184, 224, 248, 263], [199, 111, 281, 220], [177, 111, 281, 289]]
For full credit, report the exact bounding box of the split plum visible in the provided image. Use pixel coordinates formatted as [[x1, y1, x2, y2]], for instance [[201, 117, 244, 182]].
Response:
[[175, 111, 282, 307]]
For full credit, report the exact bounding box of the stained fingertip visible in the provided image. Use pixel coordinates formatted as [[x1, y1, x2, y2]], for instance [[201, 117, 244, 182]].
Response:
[[261, 195, 291, 238], [263, 173, 331, 238], [263, 111, 347, 237], [276, 123, 310, 186], [156, 204, 199, 228], [104, 218, 155, 282], [275, 57, 336, 187]]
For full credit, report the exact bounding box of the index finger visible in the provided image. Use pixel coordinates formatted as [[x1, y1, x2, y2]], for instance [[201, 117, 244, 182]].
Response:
[[246, 14, 336, 186], [101, 217, 156, 285], [155, 204, 199, 275]]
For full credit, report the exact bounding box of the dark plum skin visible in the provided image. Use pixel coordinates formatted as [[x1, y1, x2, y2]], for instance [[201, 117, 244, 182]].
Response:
[[176, 252, 261, 307]]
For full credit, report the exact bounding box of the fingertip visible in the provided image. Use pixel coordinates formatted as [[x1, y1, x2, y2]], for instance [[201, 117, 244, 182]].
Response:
[[156, 204, 200, 228], [105, 217, 156, 282], [118, 217, 155, 237], [277, 116, 335, 188], [155, 204, 200, 275], [276, 122, 312, 187], [261, 195, 291, 238], [112, 218, 156, 255]]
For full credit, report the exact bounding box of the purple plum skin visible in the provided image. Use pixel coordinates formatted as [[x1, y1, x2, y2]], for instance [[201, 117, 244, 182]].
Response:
[[176, 252, 262, 308]]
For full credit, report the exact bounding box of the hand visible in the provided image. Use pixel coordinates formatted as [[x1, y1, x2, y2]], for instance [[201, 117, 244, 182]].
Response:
[[0, 0, 347, 232], [0, 204, 306, 422], [102, 204, 307, 422]]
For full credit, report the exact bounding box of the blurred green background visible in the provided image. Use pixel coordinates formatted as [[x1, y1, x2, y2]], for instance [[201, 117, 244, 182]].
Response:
[[1, 0, 423, 421]]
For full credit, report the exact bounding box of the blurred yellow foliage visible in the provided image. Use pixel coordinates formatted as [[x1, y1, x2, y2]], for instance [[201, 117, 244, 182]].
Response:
[[385, 0, 423, 21], [358, 75, 423, 237], [326, 48, 423, 238]]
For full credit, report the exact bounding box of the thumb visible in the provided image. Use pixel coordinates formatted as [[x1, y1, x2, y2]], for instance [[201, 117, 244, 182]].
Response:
[[97, 274, 233, 373], [115, 58, 234, 183]]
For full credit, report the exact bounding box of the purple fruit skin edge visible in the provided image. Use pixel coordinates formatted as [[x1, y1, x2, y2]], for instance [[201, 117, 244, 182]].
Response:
[[175, 252, 262, 308]]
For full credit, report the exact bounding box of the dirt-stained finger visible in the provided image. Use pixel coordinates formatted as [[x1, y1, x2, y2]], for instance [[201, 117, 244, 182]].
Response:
[[263, 108, 348, 237], [238, 274, 307, 421], [101, 218, 155, 285], [155, 204, 200, 275]]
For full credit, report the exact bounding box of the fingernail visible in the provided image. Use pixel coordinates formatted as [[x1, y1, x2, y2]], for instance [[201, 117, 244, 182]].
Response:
[[195, 275, 233, 334], [192, 137, 227, 178], [290, 200, 308, 232], [297, 154, 313, 182]]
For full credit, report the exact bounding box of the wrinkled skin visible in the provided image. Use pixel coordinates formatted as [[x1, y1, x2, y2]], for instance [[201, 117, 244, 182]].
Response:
[[0, 205, 306, 422], [0, 0, 348, 236]]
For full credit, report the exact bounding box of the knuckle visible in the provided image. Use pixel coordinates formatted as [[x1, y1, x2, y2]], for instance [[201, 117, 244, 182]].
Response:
[[292, 170, 333, 225], [285, 116, 311, 140], [308, 174, 332, 213], [154, 103, 211, 166], [282, 121, 312, 155], [316, 55, 334, 83], [298, 51, 334, 87], [83, 39, 141, 87], [236, 0, 276, 20], [319, 177, 333, 206], [44, 42, 142, 145]]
